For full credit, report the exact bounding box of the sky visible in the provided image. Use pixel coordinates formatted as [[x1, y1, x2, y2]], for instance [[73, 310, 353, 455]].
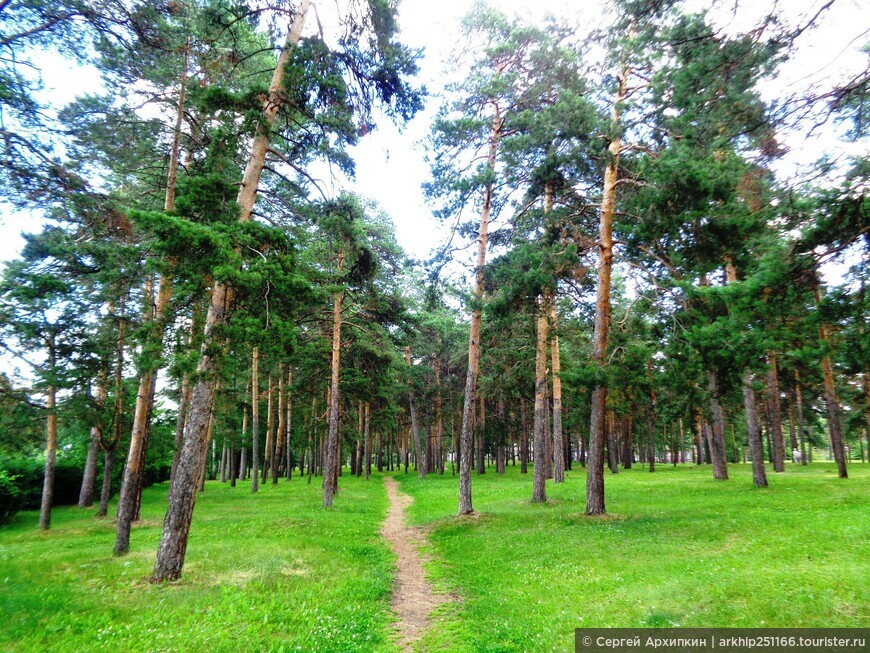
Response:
[[0, 0, 867, 268]]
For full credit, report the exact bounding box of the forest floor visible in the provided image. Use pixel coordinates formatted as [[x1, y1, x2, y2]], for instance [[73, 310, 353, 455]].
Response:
[[0, 462, 867, 652], [380, 476, 449, 650]]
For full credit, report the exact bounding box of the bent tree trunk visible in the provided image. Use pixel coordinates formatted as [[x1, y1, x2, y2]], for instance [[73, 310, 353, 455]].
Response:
[[458, 107, 502, 515], [151, 2, 311, 582]]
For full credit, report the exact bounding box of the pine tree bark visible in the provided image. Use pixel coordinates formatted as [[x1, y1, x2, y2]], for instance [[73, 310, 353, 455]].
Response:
[[586, 64, 625, 516], [151, 3, 310, 582], [262, 374, 274, 482], [251, 348, 260, 493], [323, 285, 344, 507], [742, 371, 768, 487], [705, 371, 730, 480], [532, 297, 549, 503], [38, 339, 57, 530], [519, 397, 529, 474], [767, 351, 785, 472], [115, 49, 188, 553], [363, 402, 371, 481], [405, 346, 425, 479], [285, 365, 293, 481], [549, 293, 565, 484], [240, 406, 249, 481], [79, 371, 108, 508], [814, 284, 848, 478], [435, 352, 445, 475], [458, 106, 501, 515]]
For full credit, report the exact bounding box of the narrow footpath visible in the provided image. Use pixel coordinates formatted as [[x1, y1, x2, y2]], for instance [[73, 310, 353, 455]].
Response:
[[381, 476, 448, 651]]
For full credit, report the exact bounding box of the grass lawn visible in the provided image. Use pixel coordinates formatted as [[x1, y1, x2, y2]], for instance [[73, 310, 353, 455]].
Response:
[[398, 462, 869, 653], [0, 463, 867, 653], [0, 474, 399, 653]]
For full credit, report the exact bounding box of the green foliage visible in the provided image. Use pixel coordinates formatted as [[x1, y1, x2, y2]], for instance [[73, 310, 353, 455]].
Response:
[[0, 469, 21, 524], [0, 459, 83, 511]]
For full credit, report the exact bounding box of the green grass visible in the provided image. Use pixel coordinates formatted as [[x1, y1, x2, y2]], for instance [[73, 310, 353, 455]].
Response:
[[0, 473, 400, 653], [397, 462, 870, 653], [1, 464, 867, 653]]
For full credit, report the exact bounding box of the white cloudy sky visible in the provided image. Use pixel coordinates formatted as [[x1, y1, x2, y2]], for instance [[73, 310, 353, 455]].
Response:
[[0, 0, 867, 266]]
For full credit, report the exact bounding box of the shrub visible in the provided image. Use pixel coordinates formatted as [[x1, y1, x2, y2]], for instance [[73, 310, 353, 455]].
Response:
[[0, 470, 21, 524], [0, 459, 84, 511]]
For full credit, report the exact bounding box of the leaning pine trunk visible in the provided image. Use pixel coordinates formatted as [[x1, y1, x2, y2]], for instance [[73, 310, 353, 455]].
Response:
[[115, 49, 187, 554], [151, 3, 310, 582]]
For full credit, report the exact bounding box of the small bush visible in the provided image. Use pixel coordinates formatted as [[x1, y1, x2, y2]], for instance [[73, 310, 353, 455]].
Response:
[[0, 459, 83, 510], [0, 470, 21, 524]]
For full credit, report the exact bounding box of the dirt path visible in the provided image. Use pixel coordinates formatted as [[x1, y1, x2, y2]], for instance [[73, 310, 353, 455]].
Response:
[[381, 476, 448, 651]]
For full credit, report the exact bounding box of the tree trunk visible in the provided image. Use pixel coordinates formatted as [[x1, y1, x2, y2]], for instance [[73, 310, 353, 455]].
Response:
[[405, 346, 425, 479], [549, 293, 565, 484], [364, 402, 371, 481], [79, 372, 107, 508], [458, 106, 501, 515], [115, 48, 188, 552], [435, 353, 445, 475], [586, 64, 625, 516], [705, 371, 730, 480], [323, 286, 344, 507], [532, 297, 549, 503], [251, 348, 260, 493], [519, 397, 528, 474], [240, 406, 248, 481], [766, 351, 785, 472], [292, 365, 293, 481], [814, 285, 848, 478], [272, 364, 285, 484], [151, 2, 310, 583], [98, 448, 116, 518], [622, 414, 633, 470], [262, 374, 274, 482], [38, 343, 57, 530], [742, 371, 768, 487]]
